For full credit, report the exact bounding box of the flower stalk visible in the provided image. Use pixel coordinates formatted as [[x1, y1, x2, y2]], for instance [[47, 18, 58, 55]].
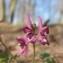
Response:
[[33, 43, 35, 63]]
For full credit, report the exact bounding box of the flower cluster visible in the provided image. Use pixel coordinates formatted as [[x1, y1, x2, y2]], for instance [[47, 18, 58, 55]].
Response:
[[16, 14, 49, 55]]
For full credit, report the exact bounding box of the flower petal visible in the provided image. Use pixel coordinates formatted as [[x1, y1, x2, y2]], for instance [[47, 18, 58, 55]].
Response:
[[40, 27, 49, 36], [37, 34, 49, 45], [26, 13, 32, 29], [37, 33, 44, 42], [28, 35, 36, 44], [41, 38, 49, 45], [24, 34, 30, 44], [16, 37, 25, 43], [17, 46, 28, 55], [38, 16, 42, 32], [23, 27, 32, 33], [42, 27, 49, 34]]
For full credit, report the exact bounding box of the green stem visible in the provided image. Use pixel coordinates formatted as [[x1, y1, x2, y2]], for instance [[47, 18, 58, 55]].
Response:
[[33, 44, 35, 63], [1, 41, 18, 63], [1, 41, 8, 50]]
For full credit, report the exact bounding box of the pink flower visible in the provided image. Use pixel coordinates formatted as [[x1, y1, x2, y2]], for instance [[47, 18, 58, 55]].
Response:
[[16, 35, 29, 55], [23, 27, 34, 39], [16, 14, 49, 55], [37, 16, 49, 45], [25, 13, 32, 29], [38, 16, 49, 36], [28, 35, 36, 44], [18, 46, 28, 55], [23, 14, 36, 43], [42, 38, 49, 45], [40, 38, 49, 45], [0, 20, 4, 23]]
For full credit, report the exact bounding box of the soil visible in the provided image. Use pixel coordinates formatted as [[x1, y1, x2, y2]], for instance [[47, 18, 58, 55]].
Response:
[[0, 23, 63, 63]]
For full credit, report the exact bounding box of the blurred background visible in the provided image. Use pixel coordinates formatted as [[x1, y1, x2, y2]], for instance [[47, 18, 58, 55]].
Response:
[[0, 0, 63, 63], [0, 0, 63, 25]]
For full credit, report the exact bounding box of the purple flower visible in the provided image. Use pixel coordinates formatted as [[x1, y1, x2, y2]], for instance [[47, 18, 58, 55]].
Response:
[[23, 14, 36, 43], [23, 27, 34, 39], [17, 46, 28, 55], [16, 35, 29, 55], [28, 35, 36, 44], [37, 16, 49, 45], [40, 38, 49, 45], [25, 13, 32, 29], [38, 16, 49, 36], [16, 14, 49, 55]]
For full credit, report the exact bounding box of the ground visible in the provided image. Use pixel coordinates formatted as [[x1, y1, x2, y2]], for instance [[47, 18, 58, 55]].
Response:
[[0, 22, 63, 63]]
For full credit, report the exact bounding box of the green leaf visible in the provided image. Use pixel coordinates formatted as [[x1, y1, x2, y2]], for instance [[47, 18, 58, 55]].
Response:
[[0, 60, 5, 63], [46, 57, 56, 63], [0, 52, 9, 63], [40, 53, 50, 59], [40, 52, 56, 63]]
